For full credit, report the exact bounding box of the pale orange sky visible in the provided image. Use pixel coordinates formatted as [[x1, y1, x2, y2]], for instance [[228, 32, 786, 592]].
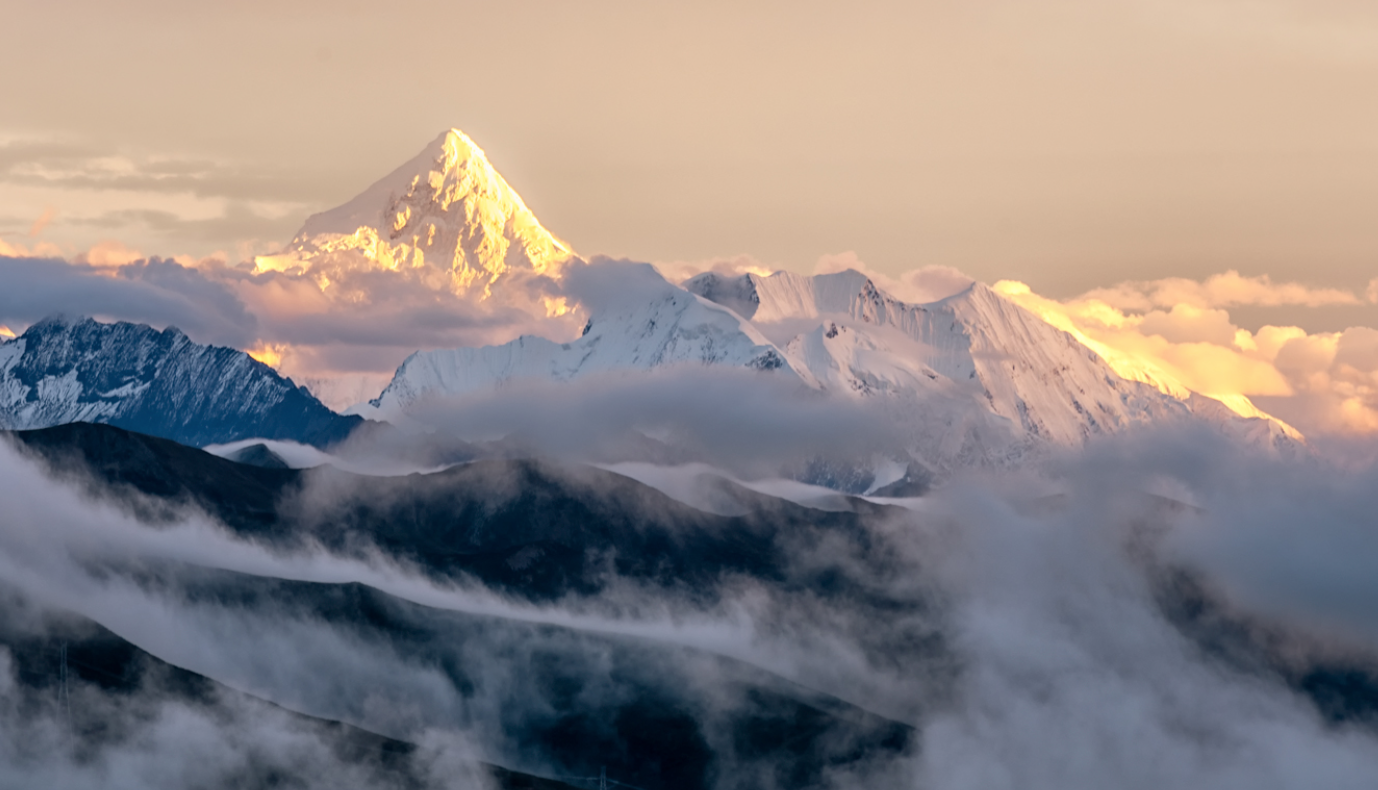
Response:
[[7, 0, 1378, 436], [2, 1, 1377, 313]]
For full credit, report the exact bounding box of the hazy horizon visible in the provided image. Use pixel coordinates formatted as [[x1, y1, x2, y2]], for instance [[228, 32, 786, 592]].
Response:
[[3, 1, 1377, 304]]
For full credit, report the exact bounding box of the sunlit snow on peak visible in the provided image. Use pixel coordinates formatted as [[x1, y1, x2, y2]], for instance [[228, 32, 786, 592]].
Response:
[[246, 342, 285, 368], [993, 279, 1303, 439], [252, 128, 575, 297]]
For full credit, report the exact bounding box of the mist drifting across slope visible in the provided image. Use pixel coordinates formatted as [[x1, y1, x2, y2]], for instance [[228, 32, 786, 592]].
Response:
[[3, 420, 1378, 788]]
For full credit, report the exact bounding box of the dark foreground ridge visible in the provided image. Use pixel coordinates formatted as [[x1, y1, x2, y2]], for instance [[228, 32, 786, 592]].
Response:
[[5, 423, 922, 789], [0, 586, 578, 790], [9, 422, 910, 604], [15, 423, 1375, 786]]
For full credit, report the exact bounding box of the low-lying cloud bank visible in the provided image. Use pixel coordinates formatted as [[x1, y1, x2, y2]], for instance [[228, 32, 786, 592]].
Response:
[[4, 246, 1378, 438], [0, 255, 259, 349], [0, 251, 581, 408], [4, 417, 1378, 788], [994, 273, 1378, 438]]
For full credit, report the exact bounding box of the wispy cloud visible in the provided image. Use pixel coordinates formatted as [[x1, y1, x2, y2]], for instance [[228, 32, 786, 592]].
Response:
[[0, 138, 331, 204], [1081, 270, 1363, 311], [6, 406, 1378, 785], [0, 255, 258, 349], [27, 206, 55, 237], [71, 204, 300, 247], [0, 136, 342, 257]]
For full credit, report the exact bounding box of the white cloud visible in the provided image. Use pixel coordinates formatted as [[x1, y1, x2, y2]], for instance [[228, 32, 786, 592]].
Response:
[[7, 409, 1378, 785], [650, 253, 776, 285], [992, 274, 1378, 437], [1082, 270, 1362, 311]]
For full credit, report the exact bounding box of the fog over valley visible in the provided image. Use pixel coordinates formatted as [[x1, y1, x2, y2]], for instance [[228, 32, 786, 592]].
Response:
[[3, 46, 1378, 785]]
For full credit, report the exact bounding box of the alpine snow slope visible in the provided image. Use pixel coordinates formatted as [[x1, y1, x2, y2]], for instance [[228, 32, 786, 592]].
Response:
[[272, 128, 1294, 460], [692, 269, 1234, 445], [0, 315, 362, 447], [700, 269, 1296, 448], [252, 128, 577, 296], [362, 264, 1292, 459], [363, 263, 793, 420]]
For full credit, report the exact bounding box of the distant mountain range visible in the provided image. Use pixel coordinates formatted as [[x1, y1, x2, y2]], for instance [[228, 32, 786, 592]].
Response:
[[271, 128, 1293, 459], [0, 316, 362, 447], [0, 127, 1299, 463], [2, 127, 1369, 790], [360, 266, 1204, 451]]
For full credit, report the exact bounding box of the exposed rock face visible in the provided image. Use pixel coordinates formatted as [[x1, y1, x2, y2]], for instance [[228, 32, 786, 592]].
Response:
[[0, 316, 362, 447]]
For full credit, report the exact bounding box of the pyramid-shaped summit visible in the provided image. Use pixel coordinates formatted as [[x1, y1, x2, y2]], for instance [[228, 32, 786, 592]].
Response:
[[256, 129, 575, 293]]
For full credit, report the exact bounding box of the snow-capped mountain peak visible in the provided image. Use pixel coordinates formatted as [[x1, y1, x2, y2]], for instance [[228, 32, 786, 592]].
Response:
[[681, 269, 878, 322], [353, 260, 1301, 470], [687, 268, 1285, 445], [0, 316, 362, 447], [361, 270, 796, 420], [254, 128, 575, 294]]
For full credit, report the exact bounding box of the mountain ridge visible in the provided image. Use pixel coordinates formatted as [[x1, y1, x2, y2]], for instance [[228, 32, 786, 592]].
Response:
[[204, 126, 1301, 461], [360, 273, 796, 419], [361, 261, 1283, 459], [0, 315, 364, 447]]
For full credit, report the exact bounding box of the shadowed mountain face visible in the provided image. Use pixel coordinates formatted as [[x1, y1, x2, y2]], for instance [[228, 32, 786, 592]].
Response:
[[0, 584, 578, 790], [110, 568, 915, 790], [10, 423, 1378, 789], [0, 317, 363, 448], [10, 422, 911, 605], [0, 567, 915, 790], [5, 423, 927, 789]]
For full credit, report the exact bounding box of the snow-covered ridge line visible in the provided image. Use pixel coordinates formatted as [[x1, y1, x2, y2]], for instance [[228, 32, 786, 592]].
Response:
[[362, 279, 795, 420], [686, 268, 1299, 442], [0, 315, 362, 447], [684, 269, 1193, 445], [360, 260, 1297, 456]]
